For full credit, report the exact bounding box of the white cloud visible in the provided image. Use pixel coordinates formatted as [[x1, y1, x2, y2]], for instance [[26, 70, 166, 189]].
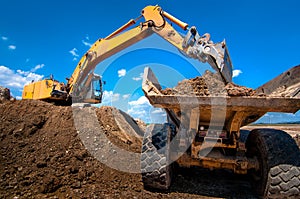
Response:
[[31, 64, 45, 72], [151, 108, 165, 114], [16, 69, 29, 76], [69, 48, 79, 56], [82, 40, 92, 47], [127, 96, 151, 120], [8, 45, 16, 50], [128, 96, 150, 106], [122, 94, 131, 99], [118, 69, 126, 77], [232, 69, 242, 78], [0, 65, 44, 90], [101, 90, 121, 104], [82, 35, 92, 47], [128, 109, 147, 118], [15, 63, 45, 76], [69, 48, 79, 61], [132, 73, 144, 81], [150, 108, 167, 122], [1, 36, 8, 41], [127, 96, 166, 123], [112, 93, 120, 101]]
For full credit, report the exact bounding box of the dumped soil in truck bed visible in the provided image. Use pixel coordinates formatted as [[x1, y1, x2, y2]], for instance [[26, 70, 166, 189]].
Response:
[[0, 100, 261, 198], [161, 70, 256, 97]]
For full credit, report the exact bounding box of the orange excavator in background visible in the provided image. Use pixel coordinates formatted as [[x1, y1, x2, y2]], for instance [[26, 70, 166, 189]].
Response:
[[22, 5, 232, 105]]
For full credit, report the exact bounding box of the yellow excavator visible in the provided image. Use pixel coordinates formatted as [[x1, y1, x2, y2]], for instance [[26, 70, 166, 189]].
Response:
[[22, 5, 232, 105], [21, 5, 300, 198]]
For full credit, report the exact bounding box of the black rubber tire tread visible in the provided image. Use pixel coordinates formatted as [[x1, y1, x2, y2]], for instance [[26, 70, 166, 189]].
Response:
[[141, 123, 175, 190], [268, 164, 300, 198], [246, 129, 300, 198]]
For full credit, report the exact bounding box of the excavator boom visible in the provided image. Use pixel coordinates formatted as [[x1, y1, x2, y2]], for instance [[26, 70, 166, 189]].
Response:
[[22, 5, 233, 105]]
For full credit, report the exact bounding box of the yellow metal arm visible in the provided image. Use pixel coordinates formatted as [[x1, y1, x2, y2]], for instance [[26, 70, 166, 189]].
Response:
[[68, 5, 186, 95], [68, 5, 232, 99]]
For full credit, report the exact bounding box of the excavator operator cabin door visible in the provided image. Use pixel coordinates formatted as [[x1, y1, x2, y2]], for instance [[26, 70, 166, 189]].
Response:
[[91, 74, 103, 103]]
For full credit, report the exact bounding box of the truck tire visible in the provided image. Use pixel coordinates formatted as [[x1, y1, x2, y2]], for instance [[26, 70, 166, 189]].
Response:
[[141, 123, 175, 190], [246, 129, 300, 198]]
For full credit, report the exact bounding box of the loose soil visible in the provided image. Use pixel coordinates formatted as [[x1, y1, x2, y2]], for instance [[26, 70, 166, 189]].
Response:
[[0, 100, 261, 198], [1, 68, 298, 198], [0, 100, 299, 198], [0, 86, 14, 103], [161, 70, 255, 97]]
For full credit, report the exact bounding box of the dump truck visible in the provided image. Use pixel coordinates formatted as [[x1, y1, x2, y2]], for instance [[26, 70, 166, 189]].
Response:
[[141, 65, 300, 198], [20, 4, 299, 197]]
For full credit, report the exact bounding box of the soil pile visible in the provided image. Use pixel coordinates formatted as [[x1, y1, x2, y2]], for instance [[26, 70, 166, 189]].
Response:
[[0, 100, 147, 198], [0, 100, 258, 198], [0, 86, 14, 103], [161, 70, 255, 97], [96, 106, 143, 149]]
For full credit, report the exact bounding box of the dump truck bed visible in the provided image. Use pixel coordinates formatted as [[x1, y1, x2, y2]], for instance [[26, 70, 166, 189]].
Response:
[[142, 67, 300, 128]]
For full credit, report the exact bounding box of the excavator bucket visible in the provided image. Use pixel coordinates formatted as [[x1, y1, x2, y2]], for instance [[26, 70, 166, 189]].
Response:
[[217, 42, 233, 83], [182, 26, 233, 83]]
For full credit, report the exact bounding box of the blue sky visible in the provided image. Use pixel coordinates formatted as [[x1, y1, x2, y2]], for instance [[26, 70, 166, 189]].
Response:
[[1, 0, 300, 123]]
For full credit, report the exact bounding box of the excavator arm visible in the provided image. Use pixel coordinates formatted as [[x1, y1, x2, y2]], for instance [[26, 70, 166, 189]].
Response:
[[22, 5, 232, 105], [68, 5, 233, 103]]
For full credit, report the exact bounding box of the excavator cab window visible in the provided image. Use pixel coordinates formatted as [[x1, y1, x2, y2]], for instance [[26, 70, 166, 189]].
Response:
[[91, 74, 103, 102]]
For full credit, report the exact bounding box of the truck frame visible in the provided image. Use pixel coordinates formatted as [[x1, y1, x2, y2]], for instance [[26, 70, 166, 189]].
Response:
[[141, 66, 300, 198]]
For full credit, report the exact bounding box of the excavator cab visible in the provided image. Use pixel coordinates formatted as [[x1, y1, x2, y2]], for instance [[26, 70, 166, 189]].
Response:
[[74, 73, 103, 104], [89, 74, 103, 103]]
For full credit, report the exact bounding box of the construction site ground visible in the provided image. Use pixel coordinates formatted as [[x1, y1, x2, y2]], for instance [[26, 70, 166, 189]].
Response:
[[1, 99, 299, 199]]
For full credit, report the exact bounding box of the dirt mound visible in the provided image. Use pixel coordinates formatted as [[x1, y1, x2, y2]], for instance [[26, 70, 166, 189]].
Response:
[[0, 86, 14, 103], [96, 106, 143, 146], [94, 106, 142, 154], [161, 70, 255, 97], [0, 100, 147, 198], [0, 100, 260, 198]]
